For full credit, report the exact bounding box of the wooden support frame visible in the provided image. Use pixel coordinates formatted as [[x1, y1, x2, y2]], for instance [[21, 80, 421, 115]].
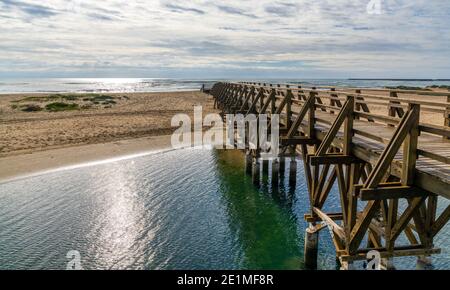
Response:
[[210, 82, 450, 268]]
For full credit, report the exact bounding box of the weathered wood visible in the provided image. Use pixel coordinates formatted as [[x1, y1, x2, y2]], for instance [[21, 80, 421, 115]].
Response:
[[305, 212, 343, 223], [339, 246, 440, 262], [360, 186, 428, 201], [390, 197, 427, 244], [280, 136, 319, 145], [313, 207, 346, 241], [431, 205, 450, 238], [316, 96, 354, 156], [309, 155, 361, 165], [287, 94, 315, 138], [402, 104, 420, 185]]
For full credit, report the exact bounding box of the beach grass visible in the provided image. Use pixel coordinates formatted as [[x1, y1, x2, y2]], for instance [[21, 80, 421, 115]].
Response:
[[45, 102, 79, 112], [385, 86, 431, 91], [10, 93, 119, 112], [20, 104, 43, 112]]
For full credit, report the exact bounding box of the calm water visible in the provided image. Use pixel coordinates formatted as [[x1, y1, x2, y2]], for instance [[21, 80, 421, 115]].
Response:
[[1, 78, 450, 94], [0, 148, 448, 270]]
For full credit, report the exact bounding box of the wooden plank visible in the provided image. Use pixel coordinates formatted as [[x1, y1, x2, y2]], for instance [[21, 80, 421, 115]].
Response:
[[304, 212, 343, 223], [360, 186, 429, 201], [280, 136, 319, 145], [313, 207, 346, 241], [339, 246, 441, 262], [309, 155, 361, 165]]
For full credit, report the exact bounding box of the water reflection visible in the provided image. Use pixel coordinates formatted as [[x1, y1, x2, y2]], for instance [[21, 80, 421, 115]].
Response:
[[0, 148, 448, 270], [213, 150, 303, 269]]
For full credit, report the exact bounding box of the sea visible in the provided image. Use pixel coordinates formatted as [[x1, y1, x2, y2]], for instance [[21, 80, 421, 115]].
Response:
[[1, 78, 450, 94]]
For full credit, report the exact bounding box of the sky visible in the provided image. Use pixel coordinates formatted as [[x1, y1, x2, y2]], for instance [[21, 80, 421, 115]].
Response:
[[0, 0, 449, 79]]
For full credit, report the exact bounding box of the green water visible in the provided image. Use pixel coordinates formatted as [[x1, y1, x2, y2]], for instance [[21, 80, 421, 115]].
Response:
[[0, 148, 448, 269]]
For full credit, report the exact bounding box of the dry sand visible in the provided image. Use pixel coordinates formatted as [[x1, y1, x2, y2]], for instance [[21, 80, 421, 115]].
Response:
[[0, 91, 217, 181]]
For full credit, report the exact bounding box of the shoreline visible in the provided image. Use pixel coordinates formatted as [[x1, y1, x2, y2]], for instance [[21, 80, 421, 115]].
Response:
[[0, 134, 175, 183]]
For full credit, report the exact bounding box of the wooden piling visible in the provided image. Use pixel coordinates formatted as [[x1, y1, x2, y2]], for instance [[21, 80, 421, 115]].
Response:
[[252, 158, 260, 186], [271, 159, 280, 187], [262, 159, 269, 174], [245, 153, 253, 175], [289, 159, 297, 187], [279, 157, 286, 176], [304, 224, 319, 269]]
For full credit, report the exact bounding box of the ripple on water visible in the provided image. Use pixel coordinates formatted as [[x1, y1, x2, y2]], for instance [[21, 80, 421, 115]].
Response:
[[0, 148, 448, 270]]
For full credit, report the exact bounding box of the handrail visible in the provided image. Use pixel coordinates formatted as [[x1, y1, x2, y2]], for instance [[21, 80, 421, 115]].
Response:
[[218, 82, 450, 165]]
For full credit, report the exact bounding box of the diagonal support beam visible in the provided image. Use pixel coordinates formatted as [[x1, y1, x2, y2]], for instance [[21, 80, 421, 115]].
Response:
[[316, 96, 354, 156], [286, 94, 315, 138]]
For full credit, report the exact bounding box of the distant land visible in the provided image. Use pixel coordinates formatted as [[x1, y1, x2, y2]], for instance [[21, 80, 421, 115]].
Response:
[[348, 78, 450, 81]]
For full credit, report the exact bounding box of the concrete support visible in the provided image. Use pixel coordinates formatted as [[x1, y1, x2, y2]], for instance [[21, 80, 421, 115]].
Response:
[[304, 224, 319, 269], [252, 158, 260, 186]]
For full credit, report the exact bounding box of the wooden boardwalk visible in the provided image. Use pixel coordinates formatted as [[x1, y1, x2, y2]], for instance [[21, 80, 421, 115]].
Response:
[[210, 82, 450, 269]]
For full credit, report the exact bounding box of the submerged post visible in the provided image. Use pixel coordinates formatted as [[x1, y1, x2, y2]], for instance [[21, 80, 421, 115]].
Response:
[[289, 158, 297, 187], [279, 157, 286, 177], [245, 153, 253, 175], [252, 158, 260, 186], [304, 224, 319, 269], [262, 159, 269, 174], [271, 159, 280, 187]]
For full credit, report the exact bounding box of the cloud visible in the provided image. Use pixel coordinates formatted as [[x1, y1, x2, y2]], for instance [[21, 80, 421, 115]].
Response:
[[165, 3, 205, 15], [216, 5, 258, 18], [0, 0, 58, 17], [264, 2, 298, 17], [0, 0, 449, 78]]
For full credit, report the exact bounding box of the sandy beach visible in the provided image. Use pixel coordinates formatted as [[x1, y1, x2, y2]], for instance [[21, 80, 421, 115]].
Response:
[[0, 91, 217, 181]]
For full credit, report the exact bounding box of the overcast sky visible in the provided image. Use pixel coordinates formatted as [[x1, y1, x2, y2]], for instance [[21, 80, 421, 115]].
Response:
[[1, 0, 449, 79]]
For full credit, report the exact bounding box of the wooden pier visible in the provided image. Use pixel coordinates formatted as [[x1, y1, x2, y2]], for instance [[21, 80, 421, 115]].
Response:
[[209, 82, 450, 269]]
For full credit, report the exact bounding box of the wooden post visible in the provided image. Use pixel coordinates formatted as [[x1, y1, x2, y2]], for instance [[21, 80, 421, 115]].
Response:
[[388, 91, 404, 126], [445, 95, 450, 140], [355, 89, 362, 120], [330, 88, 336, 114], [343, 95, 355, 156], [279, 157, 286, 177], [416, 256, 433, 270], [304, 224, 319, 269], [402, 103, 420, 186], [286, 88, 292, 129], [245, 153, 253, 175], [289, 158, 297, 187], [272, 159, 280, 187], [263, 159, 269, 174], [308, 92, 316, 139], [252, 158, 260, 186]]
